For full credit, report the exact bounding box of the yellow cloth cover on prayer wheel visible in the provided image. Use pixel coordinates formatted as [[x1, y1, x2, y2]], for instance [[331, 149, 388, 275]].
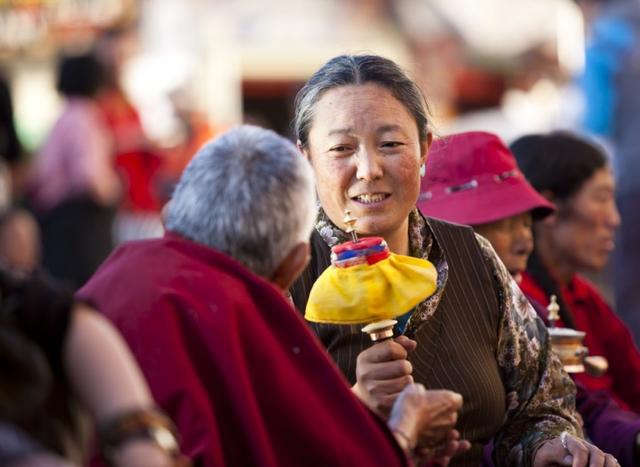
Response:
[[305, 246, 438, 324]]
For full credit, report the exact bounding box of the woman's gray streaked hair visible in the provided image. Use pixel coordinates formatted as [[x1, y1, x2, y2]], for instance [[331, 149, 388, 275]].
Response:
[[294, 54, 431, 149], [165, 125, 316, 279]]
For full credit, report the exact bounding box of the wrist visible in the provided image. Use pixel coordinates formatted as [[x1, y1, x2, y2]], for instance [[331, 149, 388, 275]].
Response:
[[99, 407, 181, 467], [392, 428, 414, 452]]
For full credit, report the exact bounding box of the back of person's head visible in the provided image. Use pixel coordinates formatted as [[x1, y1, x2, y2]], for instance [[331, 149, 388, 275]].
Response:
[[166, 125, 316, 279], [294, 54, 430, 149], [56, 52, 104, 98], [510, 131, 608, 202]]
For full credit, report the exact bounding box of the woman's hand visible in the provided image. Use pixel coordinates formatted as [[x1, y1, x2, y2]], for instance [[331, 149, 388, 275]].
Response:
[[352, 336, 417, 415], [533, 432, 619, 467], [388, 383, 465, 452], [421, 429, 471, 466]]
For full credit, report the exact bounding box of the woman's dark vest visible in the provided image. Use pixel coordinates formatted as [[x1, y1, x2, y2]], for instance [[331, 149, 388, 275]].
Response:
[[291, 218, 507, 467]]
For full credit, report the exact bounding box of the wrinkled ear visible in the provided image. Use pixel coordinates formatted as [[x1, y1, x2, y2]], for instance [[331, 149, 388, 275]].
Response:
[[270, 242, 310, 292], [420, 132, 433, 166]]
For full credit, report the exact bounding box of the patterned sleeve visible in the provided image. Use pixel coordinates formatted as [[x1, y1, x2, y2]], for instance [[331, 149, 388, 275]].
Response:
[[474, 234, 583, 467]]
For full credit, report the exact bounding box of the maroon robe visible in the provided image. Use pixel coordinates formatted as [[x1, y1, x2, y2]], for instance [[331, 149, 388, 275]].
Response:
[[78, 233, 408, 467]]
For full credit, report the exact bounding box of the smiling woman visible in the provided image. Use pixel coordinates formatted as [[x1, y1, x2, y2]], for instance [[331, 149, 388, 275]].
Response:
[[289, 54, 617, 467], [301, 82, 426, 255]]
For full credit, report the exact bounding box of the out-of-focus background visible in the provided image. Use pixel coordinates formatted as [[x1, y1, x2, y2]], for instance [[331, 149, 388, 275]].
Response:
[[1, 0, 639, 337], [0, 0, 593, 149]]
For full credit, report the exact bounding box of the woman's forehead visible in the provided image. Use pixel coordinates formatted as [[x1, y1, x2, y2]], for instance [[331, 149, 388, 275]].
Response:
[[310, 84, 416, 134]]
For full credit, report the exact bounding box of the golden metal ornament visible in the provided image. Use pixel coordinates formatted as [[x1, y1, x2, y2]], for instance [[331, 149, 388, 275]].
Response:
[[343, 209, 359, 243]]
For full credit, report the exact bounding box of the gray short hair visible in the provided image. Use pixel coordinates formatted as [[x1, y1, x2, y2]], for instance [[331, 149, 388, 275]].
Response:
[[165, 125, 316, 278], [294, 54, 431, 149]]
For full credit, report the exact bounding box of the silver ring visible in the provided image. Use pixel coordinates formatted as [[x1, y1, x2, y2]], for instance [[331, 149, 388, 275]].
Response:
[[560, 431, 569, 450]]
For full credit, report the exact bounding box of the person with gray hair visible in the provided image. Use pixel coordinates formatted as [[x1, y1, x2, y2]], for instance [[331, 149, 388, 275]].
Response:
[[78, 125, 469, 466], [165, 124, 316, 280]]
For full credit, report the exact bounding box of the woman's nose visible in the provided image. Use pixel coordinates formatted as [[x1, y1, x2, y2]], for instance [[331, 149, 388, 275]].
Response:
[[516, 226, 534, 255], [608, 201, 621, 229], [355, 149, 383, 181]]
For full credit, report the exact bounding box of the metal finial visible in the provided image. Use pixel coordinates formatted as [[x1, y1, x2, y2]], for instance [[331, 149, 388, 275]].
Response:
[[547, 295, 560, 327], [362, 319, 397, 342], [343, 210, 359, 243]]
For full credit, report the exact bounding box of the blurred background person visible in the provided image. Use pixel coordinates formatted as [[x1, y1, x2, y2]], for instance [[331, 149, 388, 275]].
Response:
[[510, 131, 640, 413], [418, 130, 640, 466], [94, 28, 165, 244], [0, 268, 185, 467], [28, 51, 121, 289]]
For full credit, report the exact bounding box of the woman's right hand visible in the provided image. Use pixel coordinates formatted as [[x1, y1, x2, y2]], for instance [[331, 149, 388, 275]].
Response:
[[352, 336, 417, 415]]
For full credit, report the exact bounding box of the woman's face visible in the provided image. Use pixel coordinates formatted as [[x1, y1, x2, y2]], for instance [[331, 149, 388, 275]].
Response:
[[550, 167, 620, 271], [474, 212, 534, 280], [302, 83, 427, 243]]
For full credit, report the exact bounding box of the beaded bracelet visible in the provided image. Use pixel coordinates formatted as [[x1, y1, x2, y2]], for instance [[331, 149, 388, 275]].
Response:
[[99, 407, 182, 466]]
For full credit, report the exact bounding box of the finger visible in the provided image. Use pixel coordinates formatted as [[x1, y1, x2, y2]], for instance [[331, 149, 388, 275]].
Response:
[[395, 335, 417, 352], [604, 454, 619, 467], [369, 375, 414, 397], [367, 341, 409, 363], [367, 359, 413, 380], [586, 445, 605, 467], [456, 439, 471, 454], [445, 429, 461, 442], [566, 437, 590, 467]]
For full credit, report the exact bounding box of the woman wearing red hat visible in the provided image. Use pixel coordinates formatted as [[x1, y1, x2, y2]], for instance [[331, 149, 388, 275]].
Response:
[[419, 130, 639, 466], [290, 55, 616, 466], [510, 132, 640, 414]]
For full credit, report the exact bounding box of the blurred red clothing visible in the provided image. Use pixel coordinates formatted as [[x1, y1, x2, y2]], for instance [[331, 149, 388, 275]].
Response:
[[98, 88, 163, 213]]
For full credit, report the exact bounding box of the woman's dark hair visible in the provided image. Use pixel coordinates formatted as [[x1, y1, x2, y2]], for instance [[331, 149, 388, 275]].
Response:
[[510, 131, 607, 201], [0, 269, 84, 460], [56, 52, 105, 98], [510, 132, 608, 327], [294, 54, 430, 148]]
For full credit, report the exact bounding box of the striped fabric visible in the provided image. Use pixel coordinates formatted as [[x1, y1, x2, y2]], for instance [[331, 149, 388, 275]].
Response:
[[291, 218, 506, 467]]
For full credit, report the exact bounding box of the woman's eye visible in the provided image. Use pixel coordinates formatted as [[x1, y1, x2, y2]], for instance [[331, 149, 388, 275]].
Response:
[[380, 141, 404, 149], [330, 145, 352, 153]]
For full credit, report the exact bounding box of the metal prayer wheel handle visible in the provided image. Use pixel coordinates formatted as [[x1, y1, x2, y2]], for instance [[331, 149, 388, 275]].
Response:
[[547, 294, 560, 327], [584, 356, 609, 377], [546, 295, 609, 377], [362, 319, 397, 342], [343, 210, 359, 243]]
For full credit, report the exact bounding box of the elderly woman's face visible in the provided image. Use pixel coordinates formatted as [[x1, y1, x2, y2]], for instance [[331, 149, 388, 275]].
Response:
[[303, 83, 426, 242], [551, 167, 620, 271], [474, 212, 534, 282]]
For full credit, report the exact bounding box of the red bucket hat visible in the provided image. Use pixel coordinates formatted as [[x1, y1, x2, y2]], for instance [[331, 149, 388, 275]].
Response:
[[417, 131, 554, 225]]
